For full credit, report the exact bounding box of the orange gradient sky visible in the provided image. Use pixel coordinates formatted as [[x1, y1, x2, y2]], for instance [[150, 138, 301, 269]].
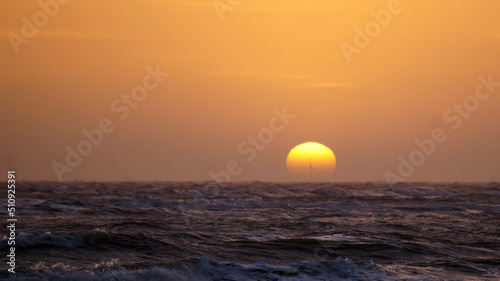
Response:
[[1, 0, 499, 182]]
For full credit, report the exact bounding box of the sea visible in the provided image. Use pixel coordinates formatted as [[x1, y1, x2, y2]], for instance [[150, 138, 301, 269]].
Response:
[[1, 181, 499, 280]]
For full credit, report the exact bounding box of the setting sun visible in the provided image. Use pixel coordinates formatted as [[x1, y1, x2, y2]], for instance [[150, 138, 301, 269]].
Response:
[[286, 142, 336, 179], [2, 1, 499, 279]]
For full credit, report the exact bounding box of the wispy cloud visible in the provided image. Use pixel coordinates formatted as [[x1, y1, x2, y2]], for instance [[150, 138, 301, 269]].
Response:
[[203, 71, 355, 90], [204, 72, 311, 80], [145, 0, 211, 8], [147, 0, 332, 13], [0, 28, 157, 41], [296, 82, 354, 89]]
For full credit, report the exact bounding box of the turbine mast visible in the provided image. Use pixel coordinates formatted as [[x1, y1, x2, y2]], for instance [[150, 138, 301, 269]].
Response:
[[309, 157, 313, 181]]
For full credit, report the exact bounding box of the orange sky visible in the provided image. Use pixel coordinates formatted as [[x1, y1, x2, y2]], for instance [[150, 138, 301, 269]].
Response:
[[1, 0, 499, 182]]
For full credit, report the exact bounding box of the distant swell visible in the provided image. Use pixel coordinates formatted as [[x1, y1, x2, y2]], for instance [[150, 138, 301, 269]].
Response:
[[5, 256, 397, 281], [1, 228, 111, 249]]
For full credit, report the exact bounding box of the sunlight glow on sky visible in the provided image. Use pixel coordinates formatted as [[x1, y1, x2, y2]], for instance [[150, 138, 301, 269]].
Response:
[[1, 0, 499, 182], [286, 142, 336, 179]]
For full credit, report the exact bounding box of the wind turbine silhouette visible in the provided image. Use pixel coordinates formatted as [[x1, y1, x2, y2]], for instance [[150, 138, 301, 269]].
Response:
[[263, 162, 269, 180], [306, 157, 317, 181], [111, 151, 131, 181], [152, 154, 170, 181], [2, 149, 19, 174], [111, 151, 117, 181], [109, 150, 127, 181], [0, 153, 6, 174], [257, 161, 270, 181]]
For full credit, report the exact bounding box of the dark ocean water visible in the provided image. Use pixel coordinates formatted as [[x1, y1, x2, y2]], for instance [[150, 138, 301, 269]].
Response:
[[1, 181, 499, 280]]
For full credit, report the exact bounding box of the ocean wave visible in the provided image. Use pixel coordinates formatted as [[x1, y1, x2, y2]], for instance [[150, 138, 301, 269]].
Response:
[[1, 228, 111, 249], [7, 255, 499, 281], [5, 256, 397, 281], [232, 233, 286, 242], [5, 182, 500, 216]]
